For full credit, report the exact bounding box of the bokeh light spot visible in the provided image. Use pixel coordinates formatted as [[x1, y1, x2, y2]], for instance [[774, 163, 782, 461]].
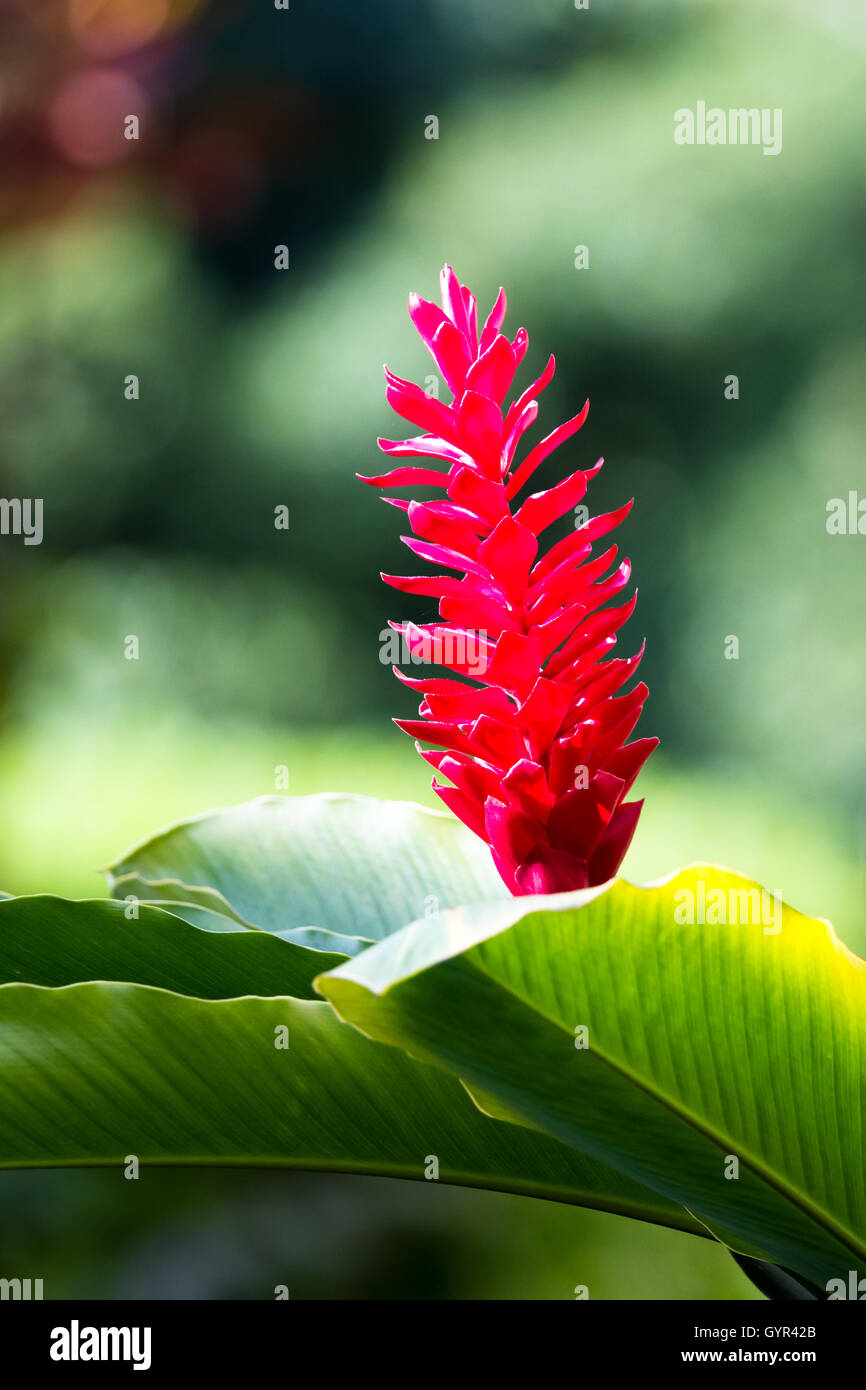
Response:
[[68, 0, 199, 57], [49, 68, 148, 168]]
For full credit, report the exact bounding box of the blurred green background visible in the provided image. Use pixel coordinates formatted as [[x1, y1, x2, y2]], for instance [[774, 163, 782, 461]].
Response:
[[0, 0, 862, 1298]]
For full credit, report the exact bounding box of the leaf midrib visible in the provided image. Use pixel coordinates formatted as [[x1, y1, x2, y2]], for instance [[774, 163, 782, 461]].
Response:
[[460, 951, 866, 1266]]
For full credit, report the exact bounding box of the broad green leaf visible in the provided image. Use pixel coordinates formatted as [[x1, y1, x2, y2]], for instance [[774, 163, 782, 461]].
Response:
[[0, 895, 347, 1000], [0, 888, 698, 1233], [111, 872, 367, 957], [729, 1252, 822, 1301], [317, 866, 866, 1288], [104, 794, 509, 944], [0, 978, 701, 1234], [110, 875, 255, 929]]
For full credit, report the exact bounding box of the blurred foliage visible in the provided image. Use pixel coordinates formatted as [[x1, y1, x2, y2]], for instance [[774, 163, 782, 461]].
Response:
[[0, 0, 862, 1301], [0, 1168, 759, 1301], [0, 729, 861, 955]]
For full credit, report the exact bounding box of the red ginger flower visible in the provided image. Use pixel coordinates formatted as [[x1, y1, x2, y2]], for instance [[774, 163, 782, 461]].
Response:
[[360, 265, 657, 895]]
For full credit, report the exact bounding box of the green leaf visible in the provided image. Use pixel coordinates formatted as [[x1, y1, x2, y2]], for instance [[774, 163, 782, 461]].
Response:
[[0, 978, 701, 1233], [0, 895, 346, 1000], [109, 875, 257, 929], [110, 872, 366, 957], [0, 885, 696, 1234], [317, 866, 866, 1288], [104, 794, 509, 945], [729, 1253, 822, 1301]]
